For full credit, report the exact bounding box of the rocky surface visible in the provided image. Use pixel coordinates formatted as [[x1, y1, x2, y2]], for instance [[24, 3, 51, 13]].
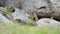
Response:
[[35, 18, 60, 26], [12, 7, 31, 23], [49, 0, 60, 20], [0, 13, 12, 23]]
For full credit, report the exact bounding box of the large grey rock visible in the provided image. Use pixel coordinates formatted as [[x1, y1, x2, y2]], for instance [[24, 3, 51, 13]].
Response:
[[12, 7, 30, 23], [0, 13, 12, 23], [20, 0, 53, 18], [34, 0, 53, 18], [49, 0, 60, 20], [34, 0, 60, 20], [35, 18, 60, 26], [21, 0, 52, 18]]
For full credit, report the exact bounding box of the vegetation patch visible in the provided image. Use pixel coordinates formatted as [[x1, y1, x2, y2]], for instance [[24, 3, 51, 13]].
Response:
[[0, 23, 60, 34], [0, 7, 12, 14]]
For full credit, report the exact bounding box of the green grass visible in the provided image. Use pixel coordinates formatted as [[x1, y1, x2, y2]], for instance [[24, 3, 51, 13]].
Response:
[[0, 23, 60, 34], [0, 7, 12, 14]]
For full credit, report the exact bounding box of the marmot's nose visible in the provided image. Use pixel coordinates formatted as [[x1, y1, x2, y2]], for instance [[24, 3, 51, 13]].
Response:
[[12, 9, 15, 13]]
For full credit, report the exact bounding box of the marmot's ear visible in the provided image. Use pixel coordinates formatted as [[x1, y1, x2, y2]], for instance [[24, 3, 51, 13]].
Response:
[[9, 5, 14, 8]]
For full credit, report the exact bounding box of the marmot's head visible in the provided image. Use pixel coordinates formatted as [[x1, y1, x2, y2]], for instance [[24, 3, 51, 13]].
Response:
[[8, 5, 15, 12]]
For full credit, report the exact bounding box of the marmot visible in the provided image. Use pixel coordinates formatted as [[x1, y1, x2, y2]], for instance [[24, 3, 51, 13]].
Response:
[[31, 12, 38, 21]]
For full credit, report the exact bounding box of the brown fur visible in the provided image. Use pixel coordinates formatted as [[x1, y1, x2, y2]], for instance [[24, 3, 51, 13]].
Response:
[[31, 12, 38, 21]]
